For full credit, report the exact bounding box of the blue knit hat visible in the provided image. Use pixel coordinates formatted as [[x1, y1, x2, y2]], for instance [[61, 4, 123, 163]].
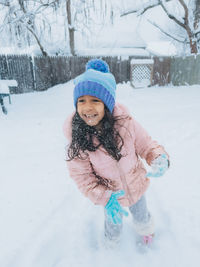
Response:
[[73, 59, 116, 113]]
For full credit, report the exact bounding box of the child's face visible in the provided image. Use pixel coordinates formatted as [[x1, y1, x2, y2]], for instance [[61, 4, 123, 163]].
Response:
[[77, 95, 105, 127]]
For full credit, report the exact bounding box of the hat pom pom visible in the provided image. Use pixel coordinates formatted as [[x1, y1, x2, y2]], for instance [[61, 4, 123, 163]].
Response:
[[86, 59, 110, 73]]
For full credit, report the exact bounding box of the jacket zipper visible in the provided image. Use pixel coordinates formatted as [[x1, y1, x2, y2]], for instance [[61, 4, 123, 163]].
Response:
[[115, 161, 133, 206]]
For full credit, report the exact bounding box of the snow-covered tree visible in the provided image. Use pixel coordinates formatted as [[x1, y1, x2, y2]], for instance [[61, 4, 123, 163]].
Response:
[[121, 0, 200, 54], [0, 0, 62, 55], [65, 0, 112, 54], [0, 0, 112, 55]]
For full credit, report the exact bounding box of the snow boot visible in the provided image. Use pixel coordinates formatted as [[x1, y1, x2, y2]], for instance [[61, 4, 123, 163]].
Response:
[[143, 234, 154, 245], [2, 105, 7, 114]]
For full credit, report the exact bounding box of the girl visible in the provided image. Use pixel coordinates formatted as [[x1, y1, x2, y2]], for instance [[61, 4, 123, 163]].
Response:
[[63, 59, 169, 246]]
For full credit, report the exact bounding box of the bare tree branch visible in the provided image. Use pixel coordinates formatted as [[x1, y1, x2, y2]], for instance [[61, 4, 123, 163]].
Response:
[[121, 3, 158, 17], [147, 19, 188, 43], [26, 25, 48, 56], [195, 30, 200, 36], [120, 0, 172, 17], [0, 1, 10, 6], [178, 0, 189, 26], [159, 0, 185, 28]]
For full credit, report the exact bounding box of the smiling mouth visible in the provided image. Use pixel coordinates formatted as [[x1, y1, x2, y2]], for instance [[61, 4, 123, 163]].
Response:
[[84, 114, 98, 118]]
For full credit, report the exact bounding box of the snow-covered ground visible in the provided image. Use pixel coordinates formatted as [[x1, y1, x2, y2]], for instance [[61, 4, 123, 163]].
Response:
[[1, 81, 200, 267]]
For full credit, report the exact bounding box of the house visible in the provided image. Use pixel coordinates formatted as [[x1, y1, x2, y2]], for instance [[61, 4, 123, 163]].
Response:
[[77, 17, 151, 58]]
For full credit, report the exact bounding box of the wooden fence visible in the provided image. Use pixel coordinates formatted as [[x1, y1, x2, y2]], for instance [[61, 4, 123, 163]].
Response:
[[0, 55, 172, 94], [170, 54, 200, 85], [0, 55, 34, 93]]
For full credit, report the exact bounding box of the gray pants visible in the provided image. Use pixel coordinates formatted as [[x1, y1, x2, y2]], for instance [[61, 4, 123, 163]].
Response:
[[104, 195, 154, 240]]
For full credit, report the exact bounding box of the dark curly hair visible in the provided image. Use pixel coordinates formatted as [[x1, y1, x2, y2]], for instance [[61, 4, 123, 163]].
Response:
[[67, 107, 125, 162]]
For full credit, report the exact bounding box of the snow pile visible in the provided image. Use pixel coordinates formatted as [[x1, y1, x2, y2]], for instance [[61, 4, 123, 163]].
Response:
[[1, 81, 200, 267]]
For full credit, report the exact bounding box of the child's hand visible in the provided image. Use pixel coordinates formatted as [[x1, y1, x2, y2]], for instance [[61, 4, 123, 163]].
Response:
[[105, 190, 129, 225], [146, 154, 169, 178]]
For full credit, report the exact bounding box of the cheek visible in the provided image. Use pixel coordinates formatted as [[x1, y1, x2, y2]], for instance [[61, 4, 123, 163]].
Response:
[[99, 104, 105, 118], [100, 109, 105, 119], [76, 105, 82, 115]]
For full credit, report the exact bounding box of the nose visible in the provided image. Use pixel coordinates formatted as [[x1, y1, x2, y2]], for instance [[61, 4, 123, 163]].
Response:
[[84, 101, 93, 111]]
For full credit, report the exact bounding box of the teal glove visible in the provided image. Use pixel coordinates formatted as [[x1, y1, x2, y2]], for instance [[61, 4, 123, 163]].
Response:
[[105, 190, 129, 225], [146, 154, 169, 178]]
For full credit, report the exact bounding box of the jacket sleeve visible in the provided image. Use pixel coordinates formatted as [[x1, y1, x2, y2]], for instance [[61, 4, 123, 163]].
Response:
[[67, 156, 112, 206], [131, 118, 169, 165]]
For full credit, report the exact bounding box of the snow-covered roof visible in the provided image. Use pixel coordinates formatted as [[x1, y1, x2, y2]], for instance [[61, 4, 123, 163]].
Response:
[[77, 47, 150, 57], [130, 58, 154, 64], [146, 41, 177, 56], [91, 15, 147, 52], [0, 45, 40, 55], [95, 28, 146, 49]]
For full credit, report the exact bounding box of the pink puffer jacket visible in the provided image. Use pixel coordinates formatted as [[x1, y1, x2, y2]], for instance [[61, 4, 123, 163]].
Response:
[[63, 103, 168, 207]]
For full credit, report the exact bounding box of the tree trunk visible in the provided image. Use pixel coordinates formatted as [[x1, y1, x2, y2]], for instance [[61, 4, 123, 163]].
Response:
[[17, 0, 48, 56], [66, 0, 75, 55], [194, 0, 200, 30], [189, 36, 198, 53], [178, 0, 198, 53], [194, 0, 200, 52]]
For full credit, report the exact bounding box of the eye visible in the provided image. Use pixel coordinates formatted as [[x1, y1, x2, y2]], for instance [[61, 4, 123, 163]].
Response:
[[92, 99, 100, 102], [78, 99, 85, 103]]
